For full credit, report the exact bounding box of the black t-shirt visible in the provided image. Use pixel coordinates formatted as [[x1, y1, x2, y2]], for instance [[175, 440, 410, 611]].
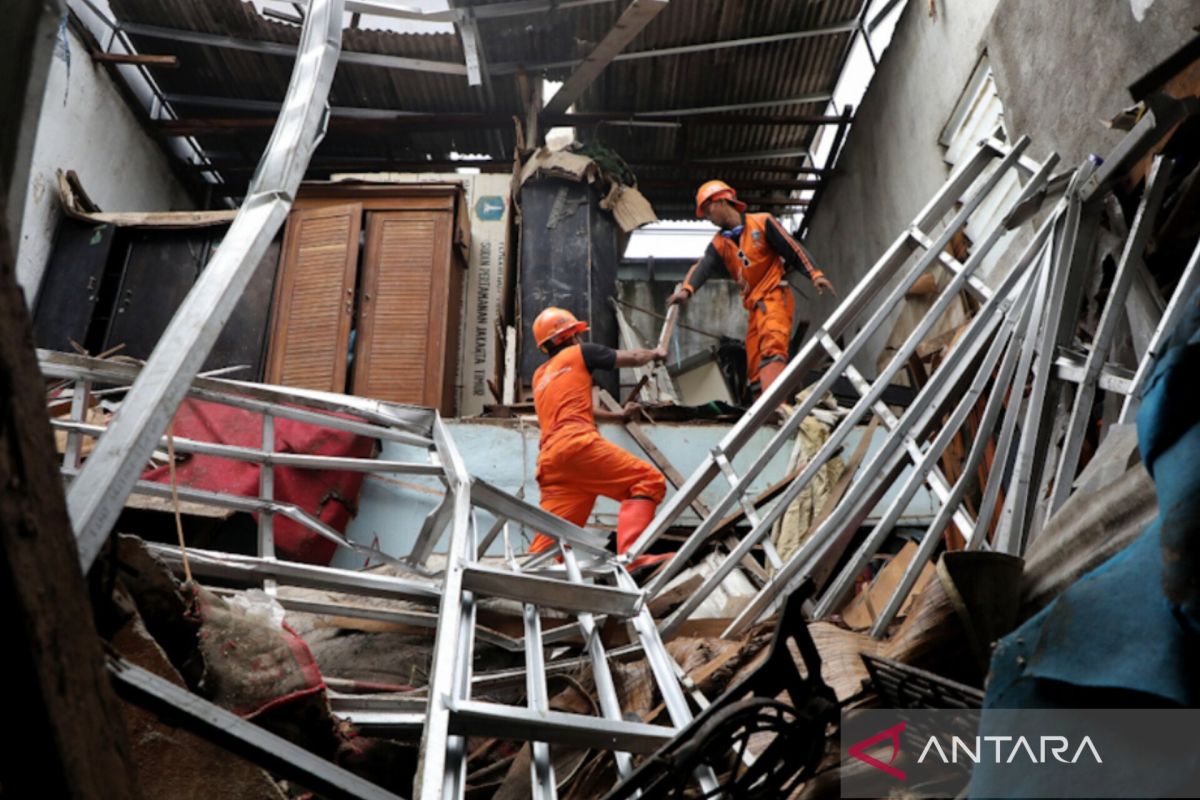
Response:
[[580, 342, 616, 372]]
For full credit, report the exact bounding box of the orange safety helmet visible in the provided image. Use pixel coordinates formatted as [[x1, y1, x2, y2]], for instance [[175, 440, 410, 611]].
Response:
[[532, 306, 589, 351], [694, 179, 746, 218]]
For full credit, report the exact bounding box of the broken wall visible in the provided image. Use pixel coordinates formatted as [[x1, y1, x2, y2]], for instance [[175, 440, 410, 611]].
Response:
[[16, 26, 193, 302]]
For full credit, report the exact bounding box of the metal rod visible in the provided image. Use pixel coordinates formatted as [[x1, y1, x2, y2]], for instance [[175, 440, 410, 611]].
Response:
[[561, 547, 635, 778], [612, 569, 720, 794], [50, 419, 441, 473], [416, 418, 475, 799], [109, 657, 403, 800], [979, 242, 1055, 555], [37, 349, 435, 437], [1119, 237, 1200, 423], [259, 414, 277, 595], [144, 542, 440, 603], [461, 563, 642, 617], [1046, 155, 1173, 518], [109, 475, 411, 568], [62, 379, 89, 470]]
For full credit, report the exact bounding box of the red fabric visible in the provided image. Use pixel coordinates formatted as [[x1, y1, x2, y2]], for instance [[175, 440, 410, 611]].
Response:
[[142, 398, 375, 565]]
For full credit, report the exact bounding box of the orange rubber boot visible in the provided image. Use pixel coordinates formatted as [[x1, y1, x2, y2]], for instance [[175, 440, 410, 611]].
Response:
[[757, 360, 787, 395], [617, 498, 673, 570]]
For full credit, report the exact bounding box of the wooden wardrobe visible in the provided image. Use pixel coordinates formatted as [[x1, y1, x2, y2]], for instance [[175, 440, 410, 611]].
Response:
[[265, 183, 468, 415]]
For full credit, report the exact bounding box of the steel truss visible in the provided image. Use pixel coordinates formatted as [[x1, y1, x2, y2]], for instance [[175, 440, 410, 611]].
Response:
[[626, 136, 1054, 637], [633, 97, 1199, 642], [42, 346, 713, 798]]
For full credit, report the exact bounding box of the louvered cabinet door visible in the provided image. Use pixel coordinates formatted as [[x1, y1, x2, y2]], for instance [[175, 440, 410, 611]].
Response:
[[265, 203, 362, 392], [353, 210, 454, 411]]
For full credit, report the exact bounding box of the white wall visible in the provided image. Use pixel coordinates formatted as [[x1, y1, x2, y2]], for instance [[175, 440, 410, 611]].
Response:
[[15, 25, 193, 303], [801, 0, 1004, 376]]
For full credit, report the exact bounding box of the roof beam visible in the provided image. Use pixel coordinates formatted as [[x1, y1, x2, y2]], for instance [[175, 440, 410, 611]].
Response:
[[156, 113, 846, 138], [656, 195, 810, 209], [191, 158, 513, 175], [191, 156, 829, 178], [490, 17, 859, 74], [638, 93, 832, 117], [637, 177, 821, 191], [91, 51, 178, 67], [457, 10, 484, 86], [542, 0, 669, 115], [118, 19, 467, 76], [293, 0, 614, 23], [696, 147, 813, 163], [161, 94, 847, 127]]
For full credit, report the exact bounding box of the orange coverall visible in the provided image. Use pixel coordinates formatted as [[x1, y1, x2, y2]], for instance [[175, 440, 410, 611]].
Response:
[[681, 213, 827, 394], [528, 343, 666, 554]]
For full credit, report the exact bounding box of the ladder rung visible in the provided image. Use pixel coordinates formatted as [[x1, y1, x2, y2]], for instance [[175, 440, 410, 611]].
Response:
[[907, 228, 994, 303], [713, 451, 764, 527], [448, 700, 676, 754], [819, 335, 976, 536], [461, 564, 642, 618], [1054, 346, 1135, 395]]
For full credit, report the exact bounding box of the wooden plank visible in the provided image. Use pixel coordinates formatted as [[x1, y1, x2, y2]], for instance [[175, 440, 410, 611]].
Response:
[[542, 0, 670, 115], [839, 540, 935, 629], [92, 52, 178, 67], [0, 213, 142, 796]]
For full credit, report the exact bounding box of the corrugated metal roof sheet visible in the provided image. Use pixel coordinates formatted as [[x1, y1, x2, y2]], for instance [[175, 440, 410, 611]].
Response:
[[103, 0, 866, 211]]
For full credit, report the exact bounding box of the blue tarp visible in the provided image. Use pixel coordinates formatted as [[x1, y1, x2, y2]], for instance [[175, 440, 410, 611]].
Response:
[[983, 287, 1200, 710]]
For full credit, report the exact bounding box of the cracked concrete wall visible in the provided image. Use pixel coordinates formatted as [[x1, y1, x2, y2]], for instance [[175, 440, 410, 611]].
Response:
[[986, 0, 1198, 168], [15, 25, 192, 304]]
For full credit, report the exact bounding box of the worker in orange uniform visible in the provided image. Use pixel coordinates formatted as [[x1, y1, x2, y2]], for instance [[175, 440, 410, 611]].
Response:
[[668, 180, 836, 398], [527, 306, 671, 569]]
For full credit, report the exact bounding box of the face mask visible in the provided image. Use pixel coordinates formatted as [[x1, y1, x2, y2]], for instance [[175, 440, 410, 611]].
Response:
[[719, 224, 745, 239]]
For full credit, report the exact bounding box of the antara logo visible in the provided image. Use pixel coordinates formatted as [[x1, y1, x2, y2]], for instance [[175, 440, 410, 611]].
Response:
[[848, 724, 1104, 783], [918, 735, 1103, 765], [848, 722, 907, 780]]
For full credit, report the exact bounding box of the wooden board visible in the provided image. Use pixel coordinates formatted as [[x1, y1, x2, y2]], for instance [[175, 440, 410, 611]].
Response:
[[838, 540, 936, 630]]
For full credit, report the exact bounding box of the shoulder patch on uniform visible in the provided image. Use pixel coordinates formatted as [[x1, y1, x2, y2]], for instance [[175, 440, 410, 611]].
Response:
[[751, 230, 762, 241]]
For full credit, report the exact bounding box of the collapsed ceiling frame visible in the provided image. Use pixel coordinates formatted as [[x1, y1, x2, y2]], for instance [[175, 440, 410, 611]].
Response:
[[68, 0, 878, 214]]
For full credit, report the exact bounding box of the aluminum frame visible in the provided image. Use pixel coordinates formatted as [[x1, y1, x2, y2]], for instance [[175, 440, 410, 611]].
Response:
[[67, 0, 347, 571], [639, 139, 1049, 639]]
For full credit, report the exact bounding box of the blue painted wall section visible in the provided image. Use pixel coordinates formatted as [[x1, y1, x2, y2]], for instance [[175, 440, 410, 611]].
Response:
[[333, 420, 939, 567]]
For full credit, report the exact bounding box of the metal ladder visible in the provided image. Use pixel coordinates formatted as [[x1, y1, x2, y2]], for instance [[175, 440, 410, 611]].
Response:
[[628, 135, 1055, 636], [414, 418, 717, 799]]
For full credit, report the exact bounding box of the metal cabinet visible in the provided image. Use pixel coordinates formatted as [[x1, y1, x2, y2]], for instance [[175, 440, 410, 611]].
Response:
[[33, 220, 280, 380]]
